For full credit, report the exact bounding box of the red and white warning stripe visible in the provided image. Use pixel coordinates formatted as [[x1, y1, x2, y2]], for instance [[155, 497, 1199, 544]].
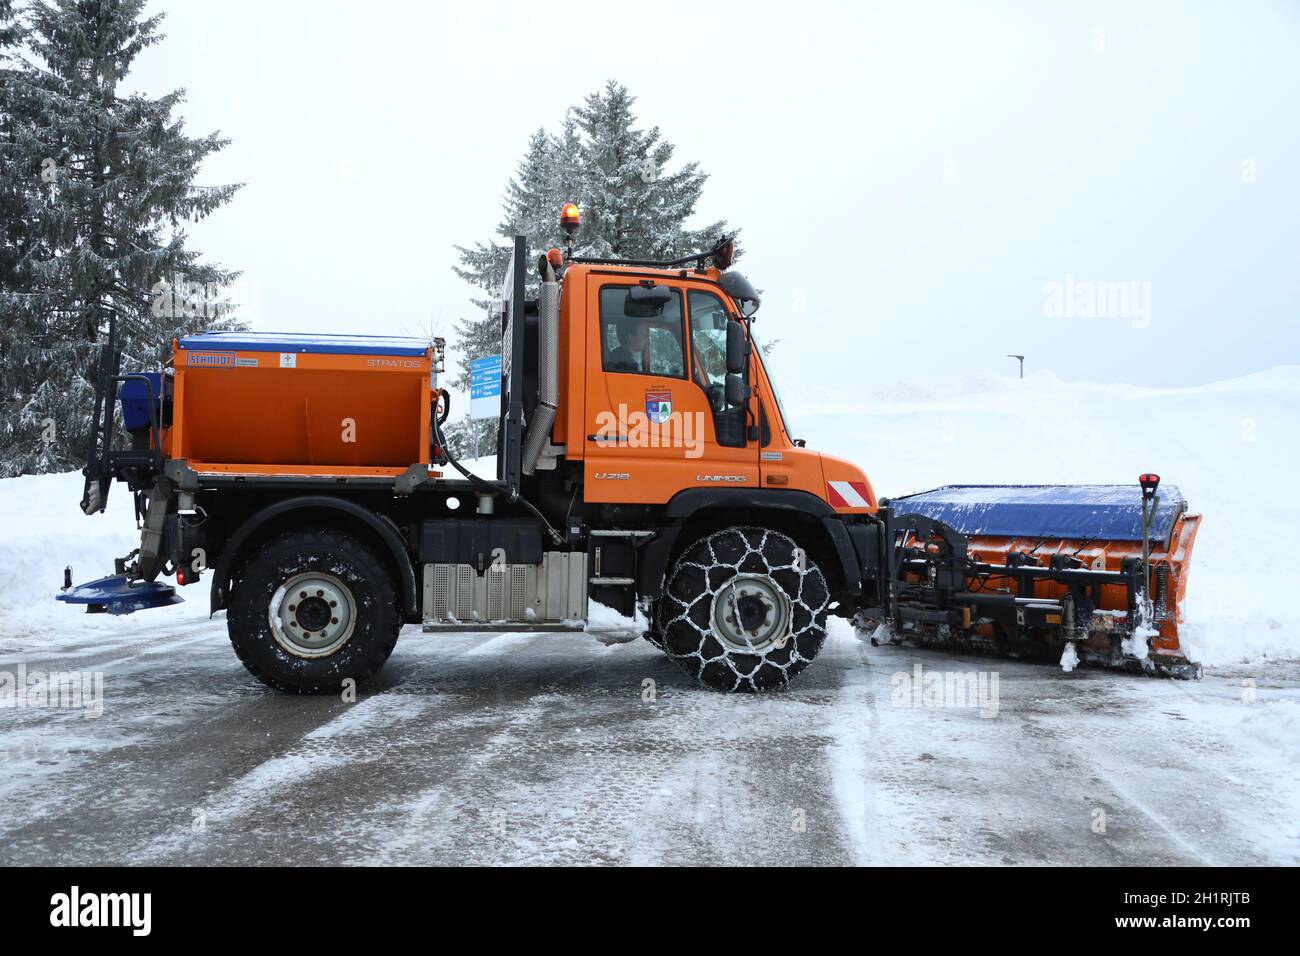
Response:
[[827, 480, 872, 509]]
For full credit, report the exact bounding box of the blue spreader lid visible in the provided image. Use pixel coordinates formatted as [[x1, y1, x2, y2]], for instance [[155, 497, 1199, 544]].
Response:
[[887, 484, 1187, 544], [178, 331, 430, 357]]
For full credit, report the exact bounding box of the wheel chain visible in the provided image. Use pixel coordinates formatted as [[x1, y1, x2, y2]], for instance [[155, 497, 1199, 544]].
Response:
[[661, 527, 829, 691]]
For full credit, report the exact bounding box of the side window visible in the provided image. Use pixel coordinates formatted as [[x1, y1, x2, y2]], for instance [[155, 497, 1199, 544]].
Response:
[[599, 286, 685, 378], [687, 290, 747, 448], [687, 292, 729, 390]]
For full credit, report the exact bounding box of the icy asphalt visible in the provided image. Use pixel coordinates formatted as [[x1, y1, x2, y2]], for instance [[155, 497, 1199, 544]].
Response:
[[0, 614, 1297, 867]]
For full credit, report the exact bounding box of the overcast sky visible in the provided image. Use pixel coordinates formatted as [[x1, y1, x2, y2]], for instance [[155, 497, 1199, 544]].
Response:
[[124, 0, 1299, 403]]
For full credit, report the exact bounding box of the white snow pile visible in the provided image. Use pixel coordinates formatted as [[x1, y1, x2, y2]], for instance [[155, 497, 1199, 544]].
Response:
[[2, 367, 1298, 667], [0, 472, 210, 638], [586, 600, 648, 645]]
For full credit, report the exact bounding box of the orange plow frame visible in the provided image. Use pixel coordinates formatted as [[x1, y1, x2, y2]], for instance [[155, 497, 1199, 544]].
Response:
[[867, 485, 1203, 678]]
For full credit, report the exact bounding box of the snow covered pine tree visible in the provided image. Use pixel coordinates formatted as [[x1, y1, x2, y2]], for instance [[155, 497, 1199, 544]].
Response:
[[445, 80, 730, 457], [0, 0, 35, 464], [0, 0, 241, 476]]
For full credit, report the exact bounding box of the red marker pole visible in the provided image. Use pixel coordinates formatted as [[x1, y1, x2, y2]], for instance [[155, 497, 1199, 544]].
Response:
[[1138, 473, 1161, 618]]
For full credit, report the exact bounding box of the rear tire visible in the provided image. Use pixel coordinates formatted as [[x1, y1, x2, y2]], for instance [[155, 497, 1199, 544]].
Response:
[[227, 529, 401, 694], [659, 527, 830, 692]]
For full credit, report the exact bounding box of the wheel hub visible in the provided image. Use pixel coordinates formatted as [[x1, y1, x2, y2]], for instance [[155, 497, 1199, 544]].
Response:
[[711, 573, 793, 654], [269, 572, 357, 658]]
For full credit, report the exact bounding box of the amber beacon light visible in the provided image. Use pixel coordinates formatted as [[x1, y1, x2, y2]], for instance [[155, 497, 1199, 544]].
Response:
[[560, 202, 581, 236]]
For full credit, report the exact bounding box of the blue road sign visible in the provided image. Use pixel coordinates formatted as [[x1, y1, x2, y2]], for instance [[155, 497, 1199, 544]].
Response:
[[469, 354, 502, 420]]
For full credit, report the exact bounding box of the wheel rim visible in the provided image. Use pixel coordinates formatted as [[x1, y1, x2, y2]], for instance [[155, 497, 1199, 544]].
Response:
[[710, 573, 793, 654], [268, 572, 357, 658]]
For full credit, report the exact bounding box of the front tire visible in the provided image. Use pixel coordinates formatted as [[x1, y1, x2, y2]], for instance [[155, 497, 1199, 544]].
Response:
[[227, 529, 401, 694], [658, 527, 830, 692]]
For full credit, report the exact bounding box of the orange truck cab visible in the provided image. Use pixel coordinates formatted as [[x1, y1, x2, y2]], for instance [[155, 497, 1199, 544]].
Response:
[[553, 259, 875, 518], [60, 213, 1201, 692]]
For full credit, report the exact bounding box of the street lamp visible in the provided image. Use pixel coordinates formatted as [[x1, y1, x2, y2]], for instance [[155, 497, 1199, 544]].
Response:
[[1007, 354, 1025, 378]]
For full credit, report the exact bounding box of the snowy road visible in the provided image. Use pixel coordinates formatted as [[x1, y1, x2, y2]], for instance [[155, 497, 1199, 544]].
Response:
[[0, 612, 1297, 866]]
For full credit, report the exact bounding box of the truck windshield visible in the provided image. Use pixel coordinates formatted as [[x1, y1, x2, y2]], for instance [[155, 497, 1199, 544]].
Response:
[[750, 330, 793, 438]]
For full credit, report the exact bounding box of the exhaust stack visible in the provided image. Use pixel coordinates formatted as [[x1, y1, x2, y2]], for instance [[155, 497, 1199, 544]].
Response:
[[521, 275, 560, 475]]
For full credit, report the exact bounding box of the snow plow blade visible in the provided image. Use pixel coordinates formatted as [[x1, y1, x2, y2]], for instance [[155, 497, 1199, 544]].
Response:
[[869, 478, 1202, 678], [57, 575, 183, 615]]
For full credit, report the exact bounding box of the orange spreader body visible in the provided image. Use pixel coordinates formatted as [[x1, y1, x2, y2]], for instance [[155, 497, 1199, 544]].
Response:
[[170, 336, 432, 478]]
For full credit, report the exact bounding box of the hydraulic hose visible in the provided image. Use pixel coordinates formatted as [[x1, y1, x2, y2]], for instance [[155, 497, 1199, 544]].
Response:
[[433, 387, 451, 427], [430, 404, 562, 545]]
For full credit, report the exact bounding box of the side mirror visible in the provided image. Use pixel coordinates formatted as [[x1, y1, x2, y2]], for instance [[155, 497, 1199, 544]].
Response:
[[625, 284, 672, 318], [725, 372, 751, 406], [725, 321, 750, 374]]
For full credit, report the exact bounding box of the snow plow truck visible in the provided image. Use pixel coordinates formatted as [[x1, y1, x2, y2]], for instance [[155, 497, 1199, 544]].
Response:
[[58, 205, 1203, 691]]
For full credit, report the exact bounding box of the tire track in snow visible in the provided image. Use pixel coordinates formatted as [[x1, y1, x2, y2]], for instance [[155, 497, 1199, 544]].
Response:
[[1056, 673, 1298, 865], [135, 691, 444, 863], [95, 628, 226, 672], [459, 630, 547, 658], [0, 617, 224, 670], [1010, 680, 1223, 865], [1078, 756, 1216, 865], [824, 622, 883, 865], [356, 694, 559, 865], [0, 626, 539, 862], [132, 628, 553, 863]]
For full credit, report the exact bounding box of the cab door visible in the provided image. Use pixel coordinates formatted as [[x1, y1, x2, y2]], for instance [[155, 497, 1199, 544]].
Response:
[[582, 277, 758, 503], [680, 285, 760, 483]]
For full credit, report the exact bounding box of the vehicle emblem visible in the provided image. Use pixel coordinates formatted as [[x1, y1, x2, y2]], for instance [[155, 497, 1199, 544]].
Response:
[[645, 390, 672, 424]]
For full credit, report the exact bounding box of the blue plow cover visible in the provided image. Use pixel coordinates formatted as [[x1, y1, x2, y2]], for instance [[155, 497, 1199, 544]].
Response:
[[887, 484, 1186, 544], [56, 575, 184, 614]]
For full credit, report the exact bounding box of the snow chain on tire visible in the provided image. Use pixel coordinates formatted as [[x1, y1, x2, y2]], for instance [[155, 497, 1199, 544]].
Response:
[[658, 526, 830, 692]]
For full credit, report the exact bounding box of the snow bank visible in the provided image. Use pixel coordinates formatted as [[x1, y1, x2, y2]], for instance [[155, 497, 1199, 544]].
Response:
[[0, 473, 209, 638], [2, 367, 1297, 666]]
